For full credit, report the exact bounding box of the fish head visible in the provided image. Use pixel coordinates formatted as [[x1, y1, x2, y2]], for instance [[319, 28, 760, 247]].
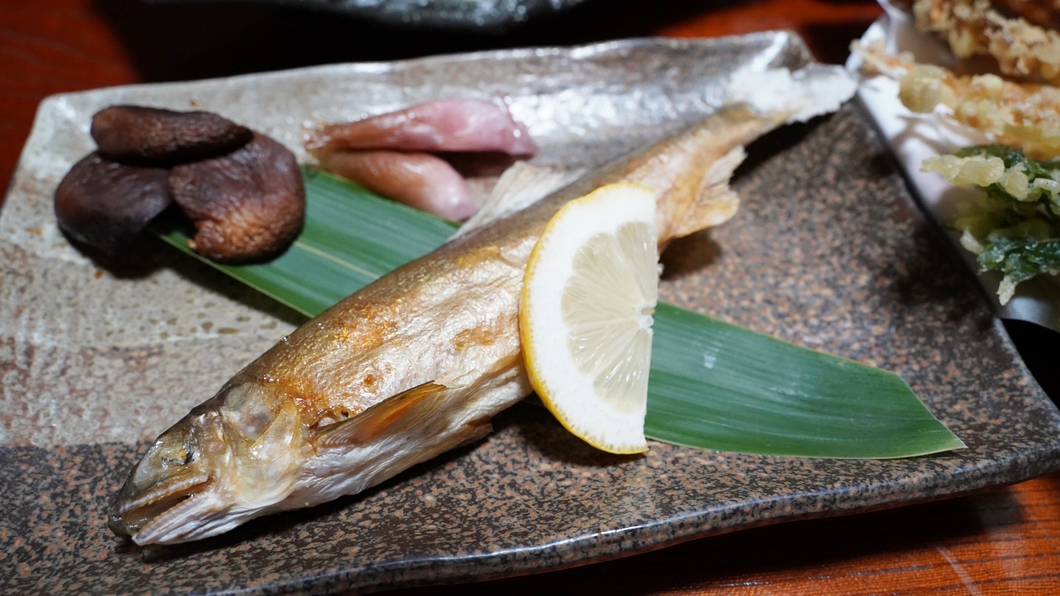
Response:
[[108, 381, 308, 545]]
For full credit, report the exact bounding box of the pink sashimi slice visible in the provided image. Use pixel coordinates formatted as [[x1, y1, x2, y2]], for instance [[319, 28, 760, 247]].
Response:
[[306, 99, 536, 158], [319, 150, 477, 221]]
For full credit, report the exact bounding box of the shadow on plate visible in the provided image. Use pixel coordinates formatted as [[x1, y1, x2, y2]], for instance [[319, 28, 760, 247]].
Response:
[[60, 210, 308, 328]]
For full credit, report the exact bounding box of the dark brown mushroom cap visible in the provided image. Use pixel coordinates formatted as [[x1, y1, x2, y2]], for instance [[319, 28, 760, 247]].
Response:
[[91, 105, 252, 164], [54, 152, 172, 255], [169, 132, 305, 263]]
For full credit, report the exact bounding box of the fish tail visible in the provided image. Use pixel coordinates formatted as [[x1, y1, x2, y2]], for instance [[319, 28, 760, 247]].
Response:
[[622, 105, 786, 244]]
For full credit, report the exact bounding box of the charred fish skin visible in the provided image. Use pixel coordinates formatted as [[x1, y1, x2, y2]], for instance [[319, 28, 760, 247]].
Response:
[[108, 106, 783, 545]]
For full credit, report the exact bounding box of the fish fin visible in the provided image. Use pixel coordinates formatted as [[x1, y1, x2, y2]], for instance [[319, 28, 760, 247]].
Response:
[[668, 146, 745, 239], [371, 417, 493, 478], [315, 381, 448, 448], [453, 161, 586, 239], [623, 106, 780, 244], [415, 415, 493, 457], [454, 418, 493, 450]]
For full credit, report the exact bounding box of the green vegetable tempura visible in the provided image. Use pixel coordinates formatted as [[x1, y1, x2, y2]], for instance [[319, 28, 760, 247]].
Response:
[[922, 145, 1060, 303]]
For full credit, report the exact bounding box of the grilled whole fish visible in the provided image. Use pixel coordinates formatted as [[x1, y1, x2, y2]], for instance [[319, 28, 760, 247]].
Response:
[[107, 104, 791, 545]]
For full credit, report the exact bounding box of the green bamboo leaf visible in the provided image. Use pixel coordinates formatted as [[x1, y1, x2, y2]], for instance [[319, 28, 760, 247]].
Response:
[[156, 168, 963, 459], [647, 304, 964, 457]]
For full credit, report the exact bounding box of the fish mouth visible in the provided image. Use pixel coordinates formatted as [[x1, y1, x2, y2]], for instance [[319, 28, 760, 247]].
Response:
[[107, 471, 211, 540]]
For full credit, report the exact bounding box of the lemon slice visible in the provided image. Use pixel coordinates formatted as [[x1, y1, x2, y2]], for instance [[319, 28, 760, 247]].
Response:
[[520, 183, 659, 454]]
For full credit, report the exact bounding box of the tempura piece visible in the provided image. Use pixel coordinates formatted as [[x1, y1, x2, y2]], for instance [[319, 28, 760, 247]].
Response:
[[855, 41, 1060, 159], [909, 0, 1060, 84], [922, 145, 1060, 303], [923, 152, 1060, 202]]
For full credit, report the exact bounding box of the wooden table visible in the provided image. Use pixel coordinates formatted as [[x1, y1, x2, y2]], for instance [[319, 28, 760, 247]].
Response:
[[3, 1, 1060, 594]]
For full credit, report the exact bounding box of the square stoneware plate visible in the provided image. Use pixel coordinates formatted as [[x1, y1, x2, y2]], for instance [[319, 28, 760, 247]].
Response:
[[3, 34, 1060, 595]]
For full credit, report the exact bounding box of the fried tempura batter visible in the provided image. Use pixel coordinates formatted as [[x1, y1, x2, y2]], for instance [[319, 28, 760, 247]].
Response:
[[908, 0, 1060, 84], [855, 41, 1060, 159]]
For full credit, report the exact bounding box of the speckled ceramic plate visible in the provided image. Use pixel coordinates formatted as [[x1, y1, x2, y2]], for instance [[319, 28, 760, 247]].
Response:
[[3, 35, 1060, 595]]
